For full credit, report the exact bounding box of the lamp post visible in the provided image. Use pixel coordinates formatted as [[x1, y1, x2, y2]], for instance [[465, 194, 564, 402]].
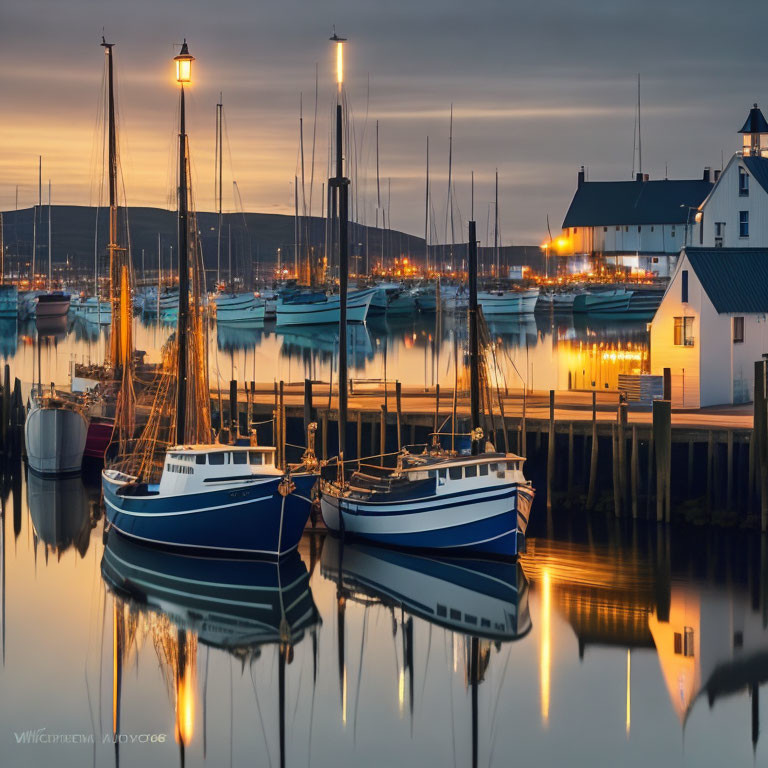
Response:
[[329, 29, 350, 461], [174, 39, 194, 445]]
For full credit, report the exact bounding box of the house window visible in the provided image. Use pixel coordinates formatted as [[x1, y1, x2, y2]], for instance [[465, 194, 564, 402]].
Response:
[[671, 227, 676, 238], [673, 316, 694, 346], [733, 316, 745, 343], [739, 210, 749, 237], [650, 226, 655, 232], [615, 226, 620, 231], [739, 167, 749, 196], [681, 270, 688, 303], [603, 226, 608, 232], [638, 226, 642, 233], [624, 226, 629, 232], [684, 627, 695, 657]]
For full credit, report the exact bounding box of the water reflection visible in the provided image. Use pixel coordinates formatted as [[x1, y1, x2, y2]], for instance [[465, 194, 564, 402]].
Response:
[[101, 531, 320, 764]]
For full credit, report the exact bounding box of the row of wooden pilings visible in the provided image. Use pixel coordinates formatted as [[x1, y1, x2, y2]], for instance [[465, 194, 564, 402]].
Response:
[[0, 364, 25, 460]]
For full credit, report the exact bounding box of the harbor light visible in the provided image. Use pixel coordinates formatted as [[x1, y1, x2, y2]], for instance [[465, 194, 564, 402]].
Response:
[[330, 28, 347, 91], [174, 40, 194, 84]]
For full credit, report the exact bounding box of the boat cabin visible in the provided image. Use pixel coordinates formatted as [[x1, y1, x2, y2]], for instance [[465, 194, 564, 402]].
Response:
[[158, 444, 279, 495]]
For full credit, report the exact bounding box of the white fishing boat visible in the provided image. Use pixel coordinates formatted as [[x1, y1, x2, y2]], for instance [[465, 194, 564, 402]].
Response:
[[25, 385, 88, 476], [477, 287, 539, 315], [213, 291, 266, 324], [386, 288, 418, 315], [275, 286, 375, 326]]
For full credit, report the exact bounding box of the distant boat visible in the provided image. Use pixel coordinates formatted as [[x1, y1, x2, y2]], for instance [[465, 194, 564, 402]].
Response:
[[71, 295, 111, 325], [412, 284, 438, 312], [476, 287, 540, 315], [35, 291, 71, 321], [275, 286, 375, 326], [572, 287, 630, 314], [213, 291, 266, 324]]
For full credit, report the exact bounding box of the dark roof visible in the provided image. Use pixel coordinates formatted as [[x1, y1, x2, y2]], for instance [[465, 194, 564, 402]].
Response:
[[686, 248, 768, 313], [738, 104, 768, 134], [562, 179, 713, 228], [742, 155, 768, 195]]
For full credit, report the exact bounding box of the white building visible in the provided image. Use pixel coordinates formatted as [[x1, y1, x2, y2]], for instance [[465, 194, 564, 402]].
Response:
[[649, 247, 768, 407], [697, 105, 768, 248], [558, 169, 714, 277]]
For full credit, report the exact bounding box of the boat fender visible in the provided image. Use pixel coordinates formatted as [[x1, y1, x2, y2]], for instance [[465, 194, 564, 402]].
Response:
[[278, 477, 295, 496]]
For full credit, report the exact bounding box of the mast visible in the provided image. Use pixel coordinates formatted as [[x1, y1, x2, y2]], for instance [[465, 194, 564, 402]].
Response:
[[175, 43, 192, 446], [447, 104, 454, 272], [468, 219, 480, 455], [216, 95, 222, 289], [331, 30, 349, 461], [637, 74, 642, 175], [376, 120, 381, 269], [424, 137, 429, 273], [32, 156, 40, 286], [494, 170, 499, 278], [47, 180, 51, 291]]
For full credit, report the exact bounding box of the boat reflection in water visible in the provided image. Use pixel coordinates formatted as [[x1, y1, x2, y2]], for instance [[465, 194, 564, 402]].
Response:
[[321, 537, 530, 764], [278, 322, 374, 367], [101, 530, 320, 763], [27, 472, 94, 558], [215, 320, 265, 352]]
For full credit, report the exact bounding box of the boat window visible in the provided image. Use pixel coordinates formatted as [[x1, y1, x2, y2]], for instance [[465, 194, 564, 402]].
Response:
[[449, 466, 462, 480], [195, 454, 206, 465], [479, 464, 489, 476], [437, 469, 447, 479], [427, 470, 437, 478], [450, 608, 461, 621], [465, 465, 477, 478], [233, 452, 247, 465], [481, 618, 491, 628], [436, 604, 447, 618], [209, 453, 225, 465], [465, 614, 477, 625], [249, 452, 263, 465], [489, 463, 498, 472]]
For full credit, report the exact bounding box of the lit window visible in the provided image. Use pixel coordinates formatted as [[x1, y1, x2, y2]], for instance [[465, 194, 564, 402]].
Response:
[[739, 210, 749, 237], [674, 316, 694, 346], [733, 316, 745, 343]]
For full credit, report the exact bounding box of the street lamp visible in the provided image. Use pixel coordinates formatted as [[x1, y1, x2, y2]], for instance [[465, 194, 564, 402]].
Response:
[[174, 40, 194, 84]]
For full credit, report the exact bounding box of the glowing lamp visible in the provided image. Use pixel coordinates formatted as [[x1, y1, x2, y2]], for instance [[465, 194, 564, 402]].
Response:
[[174, 40, 194, 85], [330, 29, 347, 91]]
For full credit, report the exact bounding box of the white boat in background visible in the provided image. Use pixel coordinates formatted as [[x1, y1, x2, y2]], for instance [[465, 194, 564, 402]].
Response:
[[19, 290, 44, 320], [213, 291, 266, 324], [387, 288, 418, 315], [71, 295, 111, 325], [275, 287, 375, 326], [35, 291, 71, 321], [25, 385, 88, 476], [477, 287, 539, 315], [259, 289, 279, 319], [552, 290, 585, 310]]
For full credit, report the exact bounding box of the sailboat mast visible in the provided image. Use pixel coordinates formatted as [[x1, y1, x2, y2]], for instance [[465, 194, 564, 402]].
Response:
[[216, 96, 222, 289], [447, 104, 454, 272], [494, 169, 499, 278], [176, 82, 190, 445], [47, 180, 51, 291], [424, 136, 429, 273], [637, 74, 642, 175], [468, 219, 480, 455], [32, 156, 40, 286]]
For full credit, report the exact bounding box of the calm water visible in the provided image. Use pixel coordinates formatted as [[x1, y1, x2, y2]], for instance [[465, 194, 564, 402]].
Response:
[[4, 314, 763, 768], [0, 468, 767, 767], [0, 311, 649, 395]]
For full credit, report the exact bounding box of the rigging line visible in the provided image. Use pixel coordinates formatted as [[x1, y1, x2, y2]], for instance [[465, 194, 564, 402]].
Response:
[[352, 606, 369, 743], [309, 63, 319, 219], [249, 660, 274, 768], [487, 645, 514, 766]]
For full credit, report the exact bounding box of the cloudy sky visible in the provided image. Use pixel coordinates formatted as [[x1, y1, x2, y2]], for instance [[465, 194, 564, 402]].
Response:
[[0, 0, 765, 244]]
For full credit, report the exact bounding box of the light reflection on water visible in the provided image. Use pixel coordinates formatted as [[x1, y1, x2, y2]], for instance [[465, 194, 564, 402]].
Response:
[[0, 467, 767, 766], [0, 312, 648, 395]]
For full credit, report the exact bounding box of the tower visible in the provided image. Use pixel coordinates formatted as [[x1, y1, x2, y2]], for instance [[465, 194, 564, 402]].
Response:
[[738, 103, 768, 157]]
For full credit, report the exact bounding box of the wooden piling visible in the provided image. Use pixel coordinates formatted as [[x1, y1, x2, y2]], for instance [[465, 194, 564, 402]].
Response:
[[611, 423, 621, 518], [586, 391, 598, 510], [380, 405, 386, 466], [356, 411, 362, 461], [630, 425, 639, 519], [687, 439, 694, 496], [396, 381, 402, 450], [618, 401, 627, 509], [1, 363, 9, 451], [278, 380, 285, 469], [304, 378, 314, 435], [567, 422, 574, 494], [756, 360, 768, 532], [727, 430, 734, 511], [546, 390, 555, 512], [321, 410, 328, 461], [653, 399, 672, 523], [434, 384, 440, 438], [230, 379, 238, 441], [707, 431, 714, 515]]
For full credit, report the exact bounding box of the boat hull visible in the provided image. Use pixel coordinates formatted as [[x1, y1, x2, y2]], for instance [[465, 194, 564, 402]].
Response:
[[477, 289, 540, 315], [25, 404, 88, 476], [214, 293, 266, 324], [102, 471, 316, 558], [320, 481, 533, 557], [276, 290, 374, 326], [84, 418, 114, 460], [35, 294, 71, 319]]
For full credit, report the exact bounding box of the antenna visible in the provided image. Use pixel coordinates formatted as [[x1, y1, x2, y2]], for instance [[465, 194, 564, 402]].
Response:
[[637, 74, 642, 174]]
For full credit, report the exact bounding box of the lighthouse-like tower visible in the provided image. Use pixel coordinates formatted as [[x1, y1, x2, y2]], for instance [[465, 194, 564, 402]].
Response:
[[739, 103, 768, 157]]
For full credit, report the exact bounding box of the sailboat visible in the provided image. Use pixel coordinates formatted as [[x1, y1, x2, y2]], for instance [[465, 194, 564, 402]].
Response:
[[34, 179, 71, 322], [320, 211, 535, 555], [102, 41, 315, 558], [211, 97, 266, 325]]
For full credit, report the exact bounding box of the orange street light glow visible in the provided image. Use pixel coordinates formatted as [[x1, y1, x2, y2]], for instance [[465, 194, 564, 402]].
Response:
[[336, 41, 343, 89], [174, 40, 194, 85]]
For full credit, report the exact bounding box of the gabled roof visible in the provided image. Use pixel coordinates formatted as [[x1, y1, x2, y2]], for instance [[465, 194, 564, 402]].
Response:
[[685, 248, 768, 313], [738, 104, 768, 134], [742, 155, 768, 195], [562, 179, 713, 228]]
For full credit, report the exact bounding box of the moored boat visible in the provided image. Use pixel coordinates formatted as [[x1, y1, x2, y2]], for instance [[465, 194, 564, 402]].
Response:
[[275, 286, 375, 326], [0, 284, 18, 318], [477, 287, 540, 315], [213, 291, 266, 324]]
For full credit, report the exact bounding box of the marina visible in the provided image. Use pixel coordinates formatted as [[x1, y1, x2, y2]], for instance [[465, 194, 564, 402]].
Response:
[[1, 3, 768, 765]]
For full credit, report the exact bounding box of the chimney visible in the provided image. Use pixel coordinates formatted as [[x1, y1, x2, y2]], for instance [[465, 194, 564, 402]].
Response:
[[635, 172, 643, 182], [714, 169, 721, 182], [577, 166, 586, 187], [703, 166, 712, 183], [644, 173, 650, 182]]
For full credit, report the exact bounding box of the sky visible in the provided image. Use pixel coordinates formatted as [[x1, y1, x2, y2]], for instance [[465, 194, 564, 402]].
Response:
[[1, 0, 766, 245]]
